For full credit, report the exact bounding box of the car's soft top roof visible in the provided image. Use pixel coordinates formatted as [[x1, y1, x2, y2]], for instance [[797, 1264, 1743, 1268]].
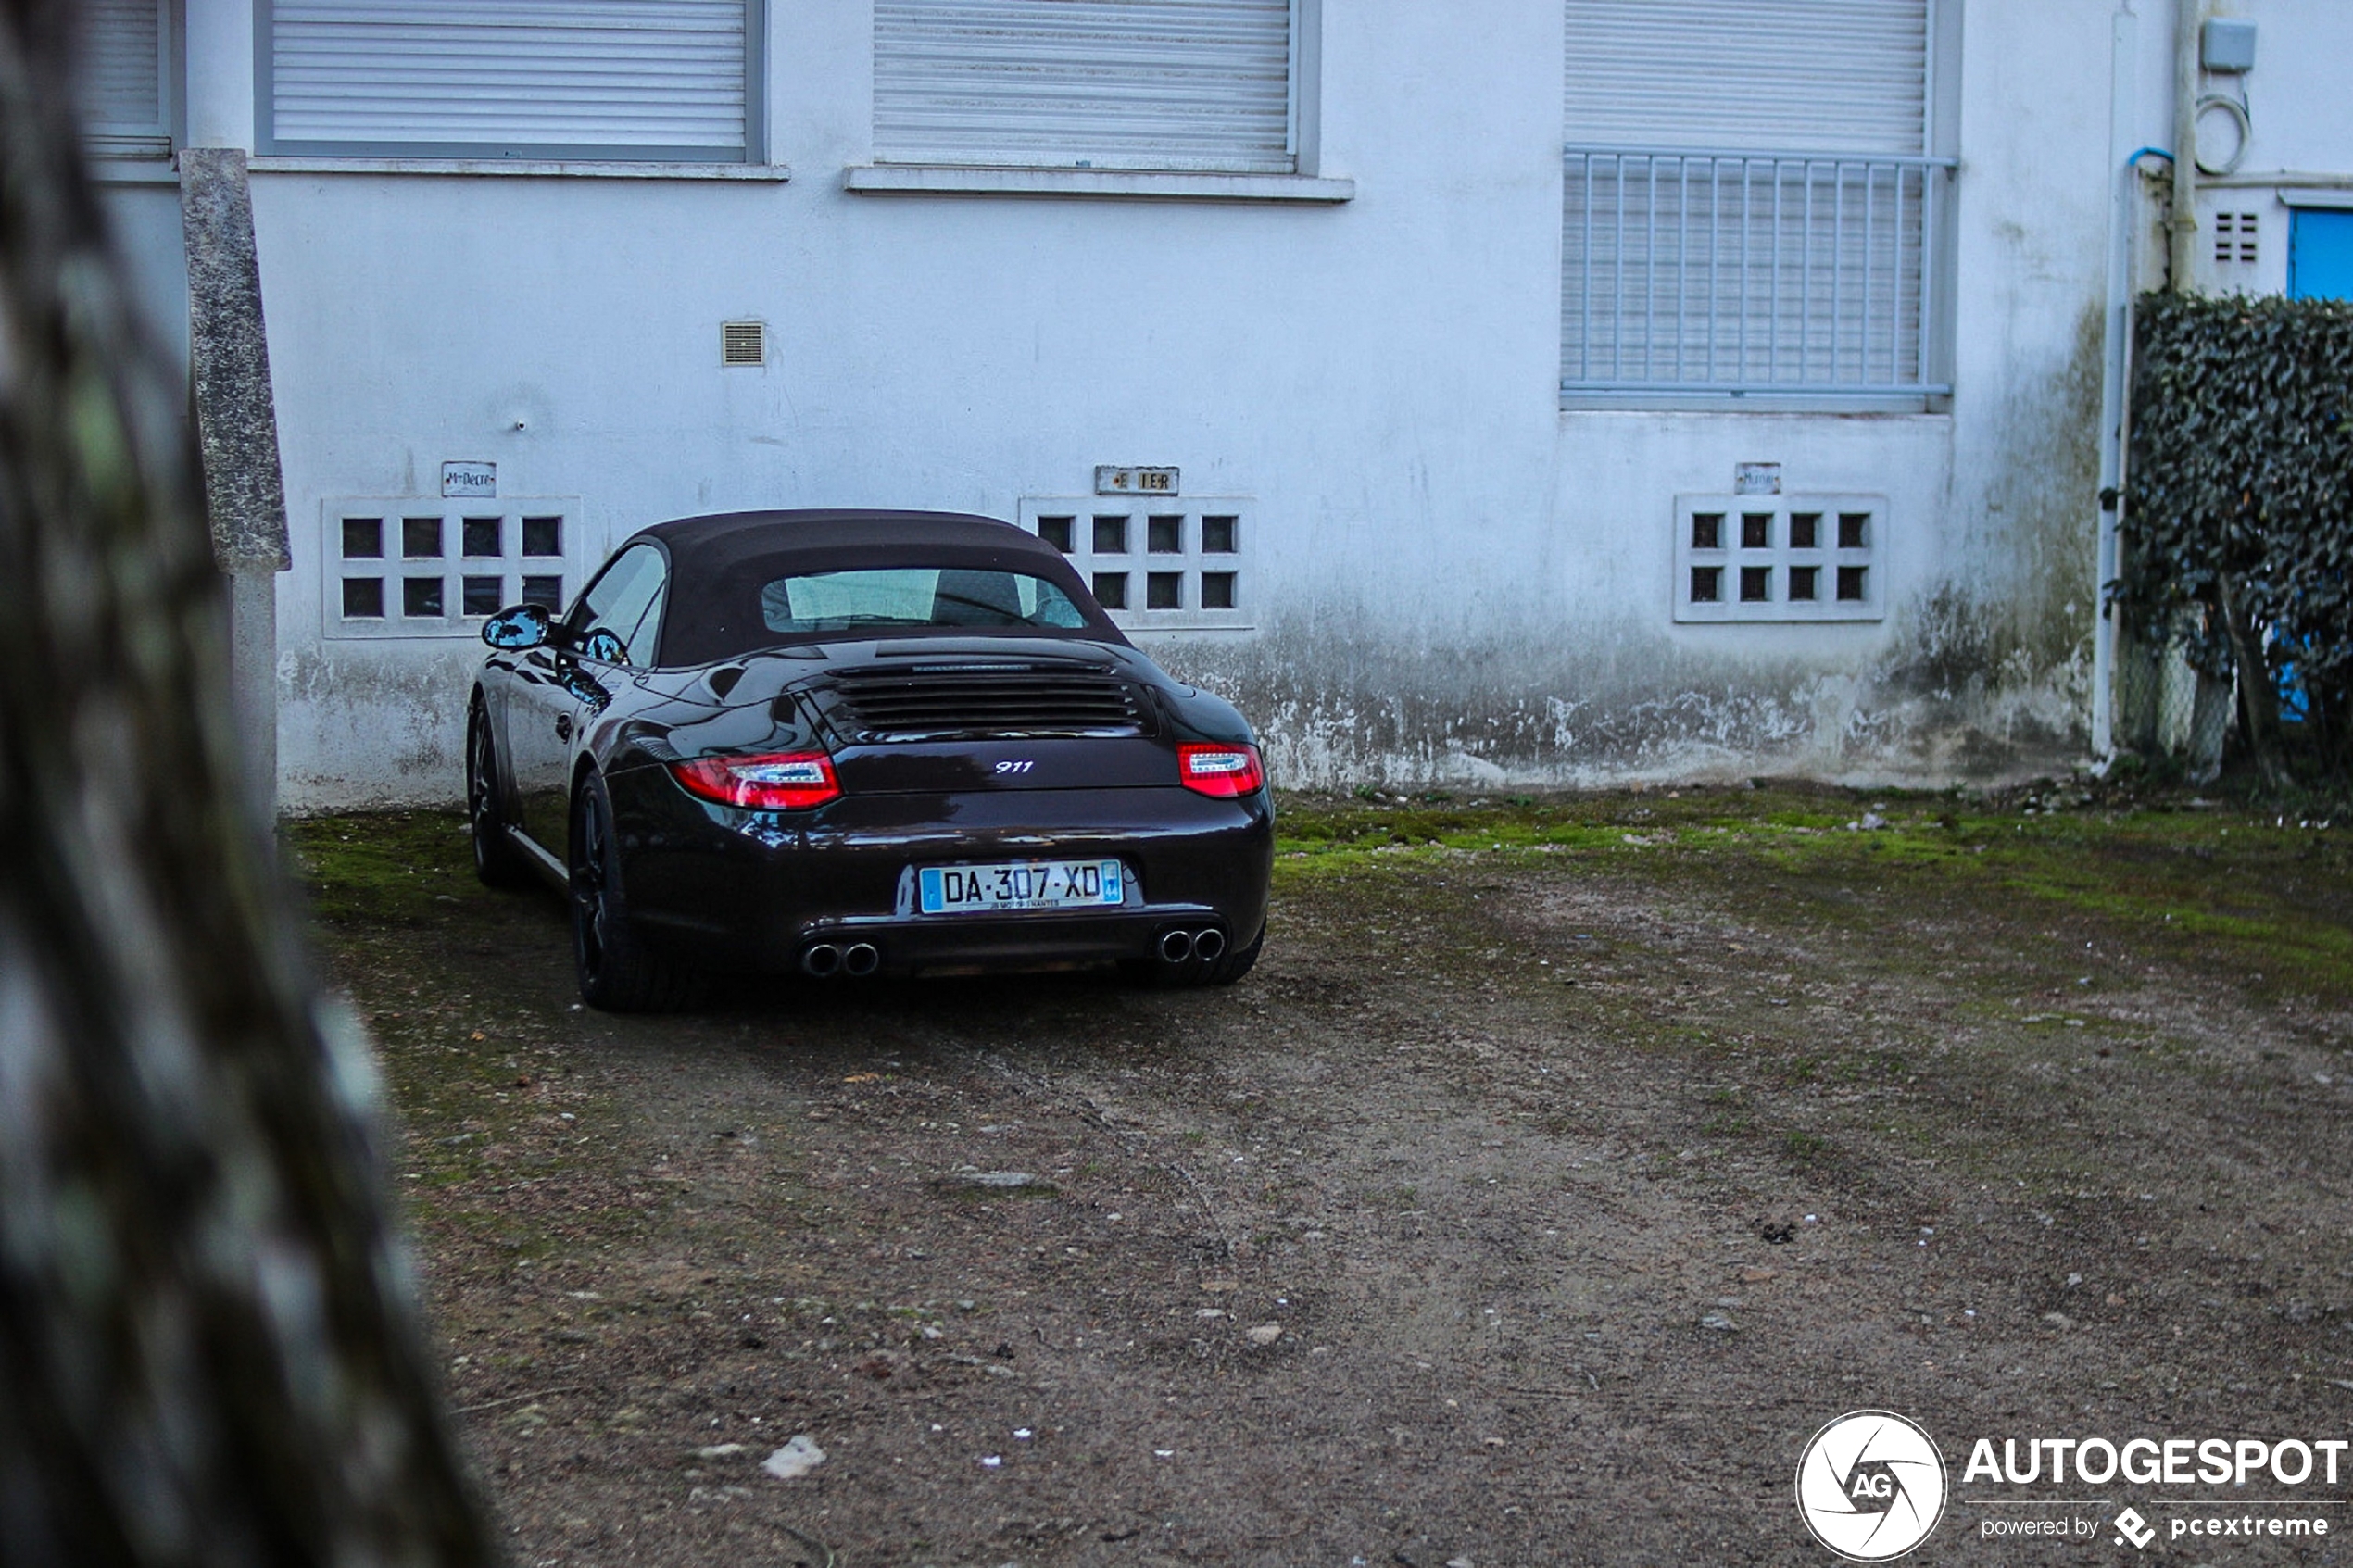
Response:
[[636, 508, 1063, 576], [630, 509, 1117, 666]]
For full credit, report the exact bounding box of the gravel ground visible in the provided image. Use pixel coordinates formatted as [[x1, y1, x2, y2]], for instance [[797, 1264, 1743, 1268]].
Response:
[[292, 787, 2353, 1567]]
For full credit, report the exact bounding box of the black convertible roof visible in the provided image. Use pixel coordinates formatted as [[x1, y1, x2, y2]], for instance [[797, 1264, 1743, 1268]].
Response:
[[636, 508, 1061, 576], [629, 509, 1116, 666]]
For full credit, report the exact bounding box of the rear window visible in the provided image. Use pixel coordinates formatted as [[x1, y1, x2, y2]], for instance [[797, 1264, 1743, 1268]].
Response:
[[760, 568, 1090, 633]]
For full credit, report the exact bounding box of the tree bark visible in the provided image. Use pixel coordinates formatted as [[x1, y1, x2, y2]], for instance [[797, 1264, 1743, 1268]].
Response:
[[2217, 572, 2290, 791], [0, 3, 497, 1562]]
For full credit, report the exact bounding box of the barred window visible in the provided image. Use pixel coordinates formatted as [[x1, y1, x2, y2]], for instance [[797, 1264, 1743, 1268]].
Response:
[[1562, 1, 1952, 404]]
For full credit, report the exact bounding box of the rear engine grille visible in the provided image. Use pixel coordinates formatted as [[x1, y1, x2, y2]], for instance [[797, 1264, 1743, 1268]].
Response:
[[824, 662, 1143, 739]]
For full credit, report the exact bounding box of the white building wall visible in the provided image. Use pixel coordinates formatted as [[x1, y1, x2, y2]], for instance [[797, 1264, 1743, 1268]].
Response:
[[96, 0, 2353, 806]]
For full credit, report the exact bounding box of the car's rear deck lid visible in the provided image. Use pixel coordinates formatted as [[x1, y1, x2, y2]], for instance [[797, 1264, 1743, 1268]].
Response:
[[816, 659, 1146, 742]]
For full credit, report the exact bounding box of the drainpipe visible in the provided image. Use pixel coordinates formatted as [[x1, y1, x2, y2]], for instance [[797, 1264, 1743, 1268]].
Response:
[[2091, 5, 2143, 763], [2170, 0, 2201, 291]]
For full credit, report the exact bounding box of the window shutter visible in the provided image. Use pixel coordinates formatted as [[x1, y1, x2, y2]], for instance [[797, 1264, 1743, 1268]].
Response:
[[267, 0, 754, 160], [82, 0, 172, 157], [1565, 0, 1928, 156], [875, 0, 1294, 173], [1561, 0, 1945, 398]]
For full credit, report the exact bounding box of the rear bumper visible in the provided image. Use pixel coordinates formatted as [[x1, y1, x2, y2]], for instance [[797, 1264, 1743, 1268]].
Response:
[[608, 767, 1272, 977]]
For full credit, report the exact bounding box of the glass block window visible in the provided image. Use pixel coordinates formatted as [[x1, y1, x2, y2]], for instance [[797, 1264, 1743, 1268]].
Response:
[[1021, 497, 1253, 632], [1673, 492, 1882, 623], [322, 496, 588, 639]]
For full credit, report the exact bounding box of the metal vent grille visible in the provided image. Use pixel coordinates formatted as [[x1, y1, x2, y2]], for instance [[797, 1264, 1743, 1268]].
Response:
[[722, 320, 764, 367], [824, 662, 1142, 740], [2214, 212, 2258, 266]]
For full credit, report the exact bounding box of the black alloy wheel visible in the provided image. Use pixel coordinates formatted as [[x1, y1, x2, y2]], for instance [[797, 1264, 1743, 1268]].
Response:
[[467, 702, 532, 889], [569, 772, 700, 1012]]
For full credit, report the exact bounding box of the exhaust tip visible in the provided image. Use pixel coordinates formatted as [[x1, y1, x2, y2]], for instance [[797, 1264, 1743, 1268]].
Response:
[[1157, 929, 1195, 964], [800, 943, 841, 978], [842, 942, 880, 977], [1193, 928, 1227, 963]]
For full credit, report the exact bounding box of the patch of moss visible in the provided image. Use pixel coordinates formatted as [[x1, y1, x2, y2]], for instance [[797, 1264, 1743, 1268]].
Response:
[[283, 809, 489, 926]]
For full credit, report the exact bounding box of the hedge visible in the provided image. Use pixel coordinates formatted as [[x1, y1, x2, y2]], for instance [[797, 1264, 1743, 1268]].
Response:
[[2121, 292, 2353, 774]]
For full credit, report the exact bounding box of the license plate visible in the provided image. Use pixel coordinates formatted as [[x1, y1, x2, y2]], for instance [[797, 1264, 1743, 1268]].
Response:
[[918, 859, 1125, 914]]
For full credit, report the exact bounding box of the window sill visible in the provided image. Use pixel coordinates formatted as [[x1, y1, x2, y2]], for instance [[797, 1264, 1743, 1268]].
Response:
[[91, 157, 181, 186], [1562, 390, 1951, 417], [842, 164, 1353, 204], [247, 157, 790, 182]]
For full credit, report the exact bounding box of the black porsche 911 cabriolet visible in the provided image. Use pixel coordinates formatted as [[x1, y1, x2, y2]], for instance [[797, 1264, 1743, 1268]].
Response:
[[466, 509, 1273, 1010]]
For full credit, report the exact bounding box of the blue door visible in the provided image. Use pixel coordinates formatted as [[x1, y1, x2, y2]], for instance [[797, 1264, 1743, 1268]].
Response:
[[2288, 208, 2353, 299]]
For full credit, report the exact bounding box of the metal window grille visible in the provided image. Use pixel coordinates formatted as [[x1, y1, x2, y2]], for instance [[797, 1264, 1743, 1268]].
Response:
[[1563, 147, 1955, 399]]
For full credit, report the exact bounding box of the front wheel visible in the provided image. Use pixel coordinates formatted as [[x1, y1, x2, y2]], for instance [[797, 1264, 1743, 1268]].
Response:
[[570, 773, 701, 1012]]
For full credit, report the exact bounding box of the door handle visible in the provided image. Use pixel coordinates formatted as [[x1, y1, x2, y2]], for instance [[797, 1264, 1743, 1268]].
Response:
[[555, 713, 573, 741]]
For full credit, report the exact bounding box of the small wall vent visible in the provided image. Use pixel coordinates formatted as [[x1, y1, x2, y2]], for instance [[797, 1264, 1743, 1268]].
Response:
[[722, 320, 765, 367], [2214, 212, 2258, 266]]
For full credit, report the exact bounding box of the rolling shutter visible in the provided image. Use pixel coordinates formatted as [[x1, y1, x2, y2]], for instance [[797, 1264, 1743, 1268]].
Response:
[[82, 0, 172, 156], [875, 0, 1294, 173], [267, 0, 754, 160], [1565, 0, 1928, 156]]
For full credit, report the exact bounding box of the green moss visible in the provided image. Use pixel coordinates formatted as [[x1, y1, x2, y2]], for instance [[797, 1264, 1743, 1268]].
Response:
[[283, 809, 487, 925], [1272, 787, 2353, 1000]]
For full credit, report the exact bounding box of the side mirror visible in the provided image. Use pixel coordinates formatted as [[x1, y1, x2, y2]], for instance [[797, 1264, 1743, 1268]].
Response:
[[576, 626, 628, 664], [481, 603, 552, 650]]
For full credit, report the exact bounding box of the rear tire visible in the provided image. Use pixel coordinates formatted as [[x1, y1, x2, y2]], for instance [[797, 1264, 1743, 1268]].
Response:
[[1126, 922, 1265, 989], [467, 702, 533, 890], [1201, 922, 1264, 987], [570, 772, 702, 1012]]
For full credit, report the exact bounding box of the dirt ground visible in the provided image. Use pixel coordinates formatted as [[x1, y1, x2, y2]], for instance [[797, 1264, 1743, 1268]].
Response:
[[289, 784, 2353, 1567]]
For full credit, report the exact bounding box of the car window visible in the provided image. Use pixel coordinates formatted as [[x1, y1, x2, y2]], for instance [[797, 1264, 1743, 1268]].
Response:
[[759, 568, 1089, 633], [573, 544, 668, 666]]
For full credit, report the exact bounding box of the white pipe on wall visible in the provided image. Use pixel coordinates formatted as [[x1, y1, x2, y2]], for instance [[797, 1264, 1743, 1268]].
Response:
[[2092, 3, 2142, 762], [2170, 0, 2200, 291]]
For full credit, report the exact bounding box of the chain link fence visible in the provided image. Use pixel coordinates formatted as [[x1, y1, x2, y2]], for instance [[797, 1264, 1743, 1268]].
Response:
[[2110, 621, 2232, 782]]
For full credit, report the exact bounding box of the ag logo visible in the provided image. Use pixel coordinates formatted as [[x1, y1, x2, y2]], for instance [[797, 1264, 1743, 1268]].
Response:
[[1794, 1411, 1948, 1561]]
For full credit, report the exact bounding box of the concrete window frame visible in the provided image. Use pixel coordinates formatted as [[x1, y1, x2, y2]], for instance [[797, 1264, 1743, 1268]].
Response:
[[1018, 496, 1255, 633], [1672, 493, 1885, 624], [320, 497, 591, 641]]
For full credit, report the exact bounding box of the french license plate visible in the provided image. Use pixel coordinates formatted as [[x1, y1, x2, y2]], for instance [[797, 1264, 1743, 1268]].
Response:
[[918, 859, 1124, 914]]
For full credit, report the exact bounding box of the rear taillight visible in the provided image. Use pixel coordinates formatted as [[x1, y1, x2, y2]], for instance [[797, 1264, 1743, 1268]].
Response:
[[669, 751, 840, 810], [1177, 742, 1265, 797]]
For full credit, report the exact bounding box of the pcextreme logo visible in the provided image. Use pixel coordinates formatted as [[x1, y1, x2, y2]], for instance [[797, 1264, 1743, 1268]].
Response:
[[1795, 1411, 1951, 1561]]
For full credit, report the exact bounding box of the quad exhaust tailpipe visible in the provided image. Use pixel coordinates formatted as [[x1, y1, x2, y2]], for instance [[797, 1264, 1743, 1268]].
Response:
[[1157, 928, 1227, 965], [801, 940, 880, 978]]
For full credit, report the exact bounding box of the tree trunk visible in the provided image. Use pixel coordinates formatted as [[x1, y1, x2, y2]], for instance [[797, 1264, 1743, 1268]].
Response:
[[2217, 572, 2290, 791], [0, 3, 497, 1562]]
